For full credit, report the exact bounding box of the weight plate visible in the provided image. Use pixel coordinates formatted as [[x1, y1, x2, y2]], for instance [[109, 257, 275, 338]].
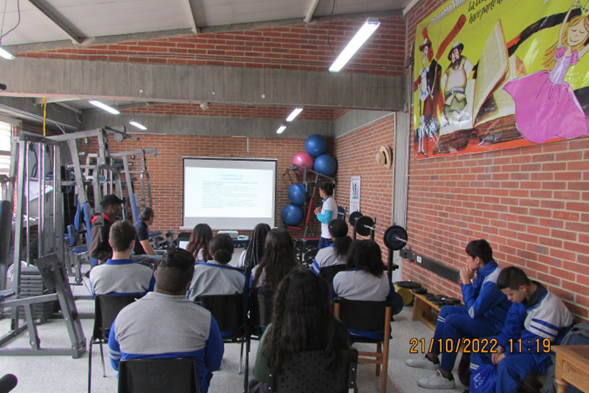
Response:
[[383, 225, 408, 250], [355, 215, 374, 237], [395, 281, 422, 289], [349, 211, 363, 226]]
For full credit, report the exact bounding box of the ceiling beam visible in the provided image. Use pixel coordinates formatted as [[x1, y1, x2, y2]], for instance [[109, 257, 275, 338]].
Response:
[[27, 0, 86, 44], [303, 0, 321, 23], [82, 112, 332, 139], [185, 0, 200, 33], [0, 57, 407, 111]]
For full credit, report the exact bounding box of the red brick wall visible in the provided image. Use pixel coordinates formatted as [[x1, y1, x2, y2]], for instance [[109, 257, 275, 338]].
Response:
[[333, 115, 396, 253], [86, 134, 328, 239], [403, 0, 589, 320], [21, 16, 406, 75]]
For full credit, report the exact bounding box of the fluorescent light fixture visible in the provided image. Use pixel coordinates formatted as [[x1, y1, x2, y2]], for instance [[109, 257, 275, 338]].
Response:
[[276, 125, 287, 134], [89, 100, 120, 115], [329, 18, 380, 73], [0, 46, 15, 60], [286, 107, 304, 122], [129, 120, 147, 130]]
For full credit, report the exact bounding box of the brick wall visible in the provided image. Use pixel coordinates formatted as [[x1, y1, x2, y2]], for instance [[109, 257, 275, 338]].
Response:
[[403, 0, 589, 320], [86, 134, 329, 239], [333, 115, 396, 254], [21, 16, 406, 75]]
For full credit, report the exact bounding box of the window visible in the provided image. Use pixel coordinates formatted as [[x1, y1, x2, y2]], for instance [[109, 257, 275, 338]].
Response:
[[0, 121, 12, 175]]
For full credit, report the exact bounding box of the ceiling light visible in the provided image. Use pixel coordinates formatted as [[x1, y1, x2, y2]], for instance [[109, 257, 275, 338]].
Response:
[[276, 125, 287, 134], [286, 107, 304, 122], [89, 100, 120, 115], [129, 119, 147, 130], [0, 46, 15, 60], [329, 18, 380, 73]]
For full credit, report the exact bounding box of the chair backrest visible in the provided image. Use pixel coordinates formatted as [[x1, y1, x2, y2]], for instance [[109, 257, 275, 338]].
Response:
[[319, 265, 347, 285], [94, 295, 140, 340], [118, 357, 199, 393], [250, 290, 273, 333], [267, 349, 358, 393], [333, 298, 388, 332], [195, 293, 245, 333]]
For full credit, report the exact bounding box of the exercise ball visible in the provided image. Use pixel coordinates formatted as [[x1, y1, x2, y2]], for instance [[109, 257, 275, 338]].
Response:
[[292, 151, 314, 174], [281, 204, 304, 226], [314, 154, 337, 177], [288, 183, 306, 206], [305, 134, 327, 157]]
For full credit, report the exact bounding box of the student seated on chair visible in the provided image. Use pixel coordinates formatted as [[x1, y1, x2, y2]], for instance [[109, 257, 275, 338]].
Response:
[[89, 220, 155, 296], [237, 223, 271, 271], [331, 240, 403, 310], [250, 268, 349, 392], [133, 207, 157, 256], [186, 223, 213, 263], [405, 239, 512, 390], [188, 233, 246, 301], [470, 266, 574, 393], [89, 194, 124, 265], [311, 219, 351, 275], [250, 229, 299, 293], [108, 248, 224, 393]]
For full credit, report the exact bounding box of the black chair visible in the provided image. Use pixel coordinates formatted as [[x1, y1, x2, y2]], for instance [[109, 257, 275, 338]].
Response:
[[118, 357, 199, 393], [88, 295, 140, 393], [318, 265, 347, 285], [249, 289, 273, 337], [195, 293, 248, 390], [333, 298, 392, 393], [266, 349, 358, 393]]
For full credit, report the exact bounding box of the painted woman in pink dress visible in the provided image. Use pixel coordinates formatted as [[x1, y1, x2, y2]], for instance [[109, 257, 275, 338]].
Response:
[[504, 0, 589, 143]]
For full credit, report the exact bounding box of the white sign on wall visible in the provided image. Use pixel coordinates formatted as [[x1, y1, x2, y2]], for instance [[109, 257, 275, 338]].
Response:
[[350, 176, 361, 213]]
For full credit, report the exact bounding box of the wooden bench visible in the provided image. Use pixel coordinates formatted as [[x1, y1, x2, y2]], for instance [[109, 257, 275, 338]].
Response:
[[411, 288, 442, 331]]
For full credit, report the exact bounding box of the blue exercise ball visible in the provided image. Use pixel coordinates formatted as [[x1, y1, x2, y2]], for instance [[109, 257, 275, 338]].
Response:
[[305, 134, 327, 158], [288, 183, 306, 206], [314, 154, 337, 177], [281, 204, 304, 226]]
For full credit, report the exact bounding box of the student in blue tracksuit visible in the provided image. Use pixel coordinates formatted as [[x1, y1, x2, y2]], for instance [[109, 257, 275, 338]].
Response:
[[405, 239, 512, 390], [470, 266, 574, 393], [109, 248, 224, 393], [314, 182, 337, 250]]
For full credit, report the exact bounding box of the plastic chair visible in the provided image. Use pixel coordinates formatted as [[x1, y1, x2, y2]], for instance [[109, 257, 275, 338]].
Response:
[[318, 265, 347, 285], [333, 298, 392, 393], [118, 357, 199, 393], [195, 293, 248, 391], [266, 349, 358, 393], [88, 295, 140, 393]]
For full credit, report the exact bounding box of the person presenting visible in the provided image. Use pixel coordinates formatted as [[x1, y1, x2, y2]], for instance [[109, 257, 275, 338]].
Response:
[[313, 182, 337, 250], [133, 207, 156, 256], [89, 194, 124, 265], [405, 239, 512, 390], [89, 220, 155, 297], [470, 266, 574, 393], [108, 248, 224, 393]]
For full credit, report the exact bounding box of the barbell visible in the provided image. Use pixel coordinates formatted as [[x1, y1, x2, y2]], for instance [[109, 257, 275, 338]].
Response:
[[349, 211, 408, 251]]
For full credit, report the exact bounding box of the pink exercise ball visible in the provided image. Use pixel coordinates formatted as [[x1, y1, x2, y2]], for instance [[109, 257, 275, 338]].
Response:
[[292, 152, 314, 174]]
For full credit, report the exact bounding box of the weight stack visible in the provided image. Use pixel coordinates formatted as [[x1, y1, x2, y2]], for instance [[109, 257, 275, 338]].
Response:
[[13, 265, 56, 324]]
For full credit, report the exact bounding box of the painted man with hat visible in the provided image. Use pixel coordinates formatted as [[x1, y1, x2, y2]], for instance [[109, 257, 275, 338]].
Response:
[[89, 193, 125, 265], [441, 41, 473, 125]]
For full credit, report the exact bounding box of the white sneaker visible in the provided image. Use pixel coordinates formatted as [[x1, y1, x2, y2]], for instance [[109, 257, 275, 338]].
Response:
[[417, 370, 456, 389], [405, 355, 439, 370]]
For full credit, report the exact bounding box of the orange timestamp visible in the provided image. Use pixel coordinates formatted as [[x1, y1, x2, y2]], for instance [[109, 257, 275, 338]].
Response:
[[409, 338, 499, 354]]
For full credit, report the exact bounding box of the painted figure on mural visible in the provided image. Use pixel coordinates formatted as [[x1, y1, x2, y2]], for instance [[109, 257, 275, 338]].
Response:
[[441, 41, 473, 126], [504, 0, 589, 143], [415, 35, 443, 157]]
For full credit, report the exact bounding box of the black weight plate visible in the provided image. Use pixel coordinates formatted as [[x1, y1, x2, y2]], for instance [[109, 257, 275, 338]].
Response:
[[384, 225, 408, 250], [349, 211, 363, 226], [395, 281, 422, 289], [355, 215, 374, 237], [412, 287, 428, 294]]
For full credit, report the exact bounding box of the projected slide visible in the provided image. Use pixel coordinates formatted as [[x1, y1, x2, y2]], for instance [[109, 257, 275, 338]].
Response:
[[183, 158, 276, 230]]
